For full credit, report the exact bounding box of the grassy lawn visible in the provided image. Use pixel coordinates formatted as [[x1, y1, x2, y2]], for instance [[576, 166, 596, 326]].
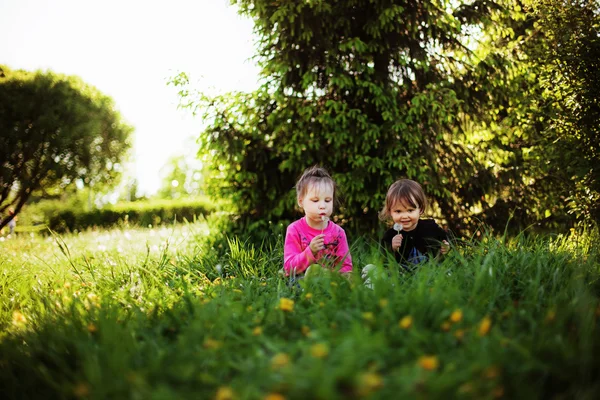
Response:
[[0, 223, 599, 399]]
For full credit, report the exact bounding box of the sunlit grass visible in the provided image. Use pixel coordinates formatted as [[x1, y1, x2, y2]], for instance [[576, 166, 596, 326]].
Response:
[[0, 224, 598, 399]]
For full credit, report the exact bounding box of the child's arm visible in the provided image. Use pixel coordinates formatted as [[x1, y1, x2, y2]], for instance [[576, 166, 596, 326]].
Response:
[[380, 229, 396, 253], [440, 240, 450, 255], [336, 229, 353, 273], [283, 225, 316, 276], [436, 225, 450, 255], [426, 221, 450, 256]]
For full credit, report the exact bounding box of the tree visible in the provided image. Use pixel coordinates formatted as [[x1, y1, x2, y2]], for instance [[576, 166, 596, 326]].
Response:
[[176, 0, 516, 234], [0, 65, 133, 230], [526, 0, 600, 223], [464, 0, 600, 229], [156, 154, 203, 199]]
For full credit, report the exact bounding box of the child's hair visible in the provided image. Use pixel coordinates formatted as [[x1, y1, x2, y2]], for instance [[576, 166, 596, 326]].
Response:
[[295, 166, 337, 202], [379, 179, 428, 220]]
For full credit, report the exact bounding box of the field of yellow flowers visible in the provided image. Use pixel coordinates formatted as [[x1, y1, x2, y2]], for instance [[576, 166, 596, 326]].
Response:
[[0, 223, 599, 399]]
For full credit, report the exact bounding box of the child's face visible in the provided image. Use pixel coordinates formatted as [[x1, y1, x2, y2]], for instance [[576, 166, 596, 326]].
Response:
[[390, 199, 422, 232], [298, 183, 334, 228]]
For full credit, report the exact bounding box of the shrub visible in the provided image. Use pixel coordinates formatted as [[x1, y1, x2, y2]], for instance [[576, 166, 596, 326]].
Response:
[[46, 197, 217, 233]]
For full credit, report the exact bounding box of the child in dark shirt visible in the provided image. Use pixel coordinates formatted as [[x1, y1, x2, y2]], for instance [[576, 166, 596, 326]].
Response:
[[380, 179, 449, 268], [363, 179, 449, 284]]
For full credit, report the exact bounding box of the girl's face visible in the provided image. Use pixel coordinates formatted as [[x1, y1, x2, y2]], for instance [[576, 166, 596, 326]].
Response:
[[390, 199, 422, 232], [298, 182, 334, 229]]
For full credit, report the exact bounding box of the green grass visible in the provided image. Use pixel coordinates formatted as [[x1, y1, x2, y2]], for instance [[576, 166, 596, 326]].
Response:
[[0, 223, 599, 399]]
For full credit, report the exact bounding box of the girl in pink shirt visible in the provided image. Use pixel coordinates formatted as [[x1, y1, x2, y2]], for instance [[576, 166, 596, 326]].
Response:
[[283, 166, 353, 277]]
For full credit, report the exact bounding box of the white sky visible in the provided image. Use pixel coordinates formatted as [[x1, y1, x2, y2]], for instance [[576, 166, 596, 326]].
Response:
[[1, 0, 259, 195]]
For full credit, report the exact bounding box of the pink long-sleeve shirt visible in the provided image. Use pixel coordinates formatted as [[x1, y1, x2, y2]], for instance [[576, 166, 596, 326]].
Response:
[[283, 217, 353, 276]]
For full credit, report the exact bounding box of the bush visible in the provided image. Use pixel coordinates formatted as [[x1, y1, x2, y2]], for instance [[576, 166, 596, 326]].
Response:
[[45, 197, 217, 233]]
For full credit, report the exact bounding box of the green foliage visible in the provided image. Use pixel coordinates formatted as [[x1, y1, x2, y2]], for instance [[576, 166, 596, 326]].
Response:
[[176, 0, 599, 235], [0, 65, 133, 230], [525, 0, 600, 222], [456, 0, 600, 230], [0, 225, 599, 398], [175, 0, 520, 235], [157, 154, 203, 200], [42, 198, 217, 232]]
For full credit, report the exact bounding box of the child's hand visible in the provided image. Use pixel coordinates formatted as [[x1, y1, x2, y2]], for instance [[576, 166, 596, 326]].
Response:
[[310, 234, 326, 256], [440, 240, 450, 255], [391, 234, 403, 252]]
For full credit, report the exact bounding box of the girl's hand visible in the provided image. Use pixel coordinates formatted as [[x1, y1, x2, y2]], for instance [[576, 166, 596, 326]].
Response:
[[310, 234, 326, 256], [391, 234, 403, 252], [440, 240, 450, 255]]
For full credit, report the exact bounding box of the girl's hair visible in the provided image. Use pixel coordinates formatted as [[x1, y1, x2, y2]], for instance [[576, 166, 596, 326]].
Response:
[[295, 166, 336, 202], [379, 179, 427, 220]]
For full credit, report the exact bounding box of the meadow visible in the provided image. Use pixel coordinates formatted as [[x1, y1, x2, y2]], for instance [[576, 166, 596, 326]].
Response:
[[0, 220, 599, 399]]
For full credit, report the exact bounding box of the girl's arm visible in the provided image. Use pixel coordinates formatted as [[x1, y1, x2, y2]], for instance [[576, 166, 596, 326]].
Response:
[[283, 226, 316, 276], [380, 229, 396, 253], [424, 220, 450, 256], [336, 229, 353, 273]]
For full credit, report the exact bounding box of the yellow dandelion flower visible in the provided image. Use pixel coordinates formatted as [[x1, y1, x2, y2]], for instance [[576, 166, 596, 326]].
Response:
[[362, 312, 375, 322], [87, 323, 97, 333], [301, 326, 311, 336], [278, 298, 294, 312], [454, 329, 465, 340], [264, 393, 285, 400], [399, 315, 413, 329], [203, 338, 222, 350], [478, 316, 492, 336], [215, 386, 234, 400], [271, 353, 290, 369], [304, 292, 313, 300], [12, 310, 26, 326], [310, 343, 329, 358], [418, 355, 439, 371], [252, 326, 263, 336], [356, 371, 384, 396], [450, 309, 463, 323], [441, 321, 451, 332], [379, 299, 389, 308]]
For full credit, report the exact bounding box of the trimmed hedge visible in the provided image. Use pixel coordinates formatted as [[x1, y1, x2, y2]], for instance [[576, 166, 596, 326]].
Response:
[[47, 198, 216, 233]]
